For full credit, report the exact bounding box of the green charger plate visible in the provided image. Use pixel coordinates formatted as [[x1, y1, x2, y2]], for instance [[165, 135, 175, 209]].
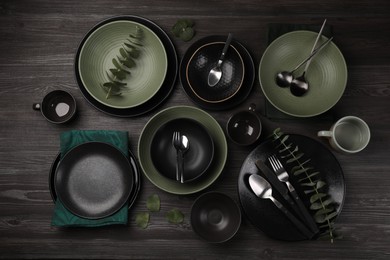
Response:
[[78, 20, 167, 109], [138, 106, 227, 195], [259, 31, 347, 117]]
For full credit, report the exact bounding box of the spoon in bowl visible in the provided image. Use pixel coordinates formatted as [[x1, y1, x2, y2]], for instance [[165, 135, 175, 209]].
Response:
[[207, 33, 233, 87], [248, 174, 314, 239], [275, 36, 333, 91]]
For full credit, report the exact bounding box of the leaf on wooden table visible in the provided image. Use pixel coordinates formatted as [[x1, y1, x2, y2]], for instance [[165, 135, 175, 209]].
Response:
[[147, 194, 161, 212]]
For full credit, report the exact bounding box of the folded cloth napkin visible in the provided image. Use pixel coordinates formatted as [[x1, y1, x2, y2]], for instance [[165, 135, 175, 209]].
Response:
[[51, 130, 129, 227], [264, 23, 334, 120]]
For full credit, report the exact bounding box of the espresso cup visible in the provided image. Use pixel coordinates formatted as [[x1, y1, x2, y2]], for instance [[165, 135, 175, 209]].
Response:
[[33, 90, 77, 124], [226, 104, 262, 146], [318, 116, 370, 154]]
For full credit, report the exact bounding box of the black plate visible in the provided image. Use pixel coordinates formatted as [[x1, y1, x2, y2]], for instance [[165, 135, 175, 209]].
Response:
[[238, 134, 345, 241], [49, 148, 141, 210], [54, 142, 134, 219], [151, 118, 214, 183], [75, 15, 177, 117], [180, 36, 255, 110]]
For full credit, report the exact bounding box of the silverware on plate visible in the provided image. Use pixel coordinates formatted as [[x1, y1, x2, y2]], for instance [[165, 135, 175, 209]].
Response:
[[268, 155, 319, 234]]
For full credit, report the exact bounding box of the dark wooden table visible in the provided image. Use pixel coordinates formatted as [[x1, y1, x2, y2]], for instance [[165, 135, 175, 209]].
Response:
[[1, 0, 389, 259]]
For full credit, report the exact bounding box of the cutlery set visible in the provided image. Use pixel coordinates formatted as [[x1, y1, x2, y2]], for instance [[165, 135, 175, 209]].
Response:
[[249, 155, 319, 239]]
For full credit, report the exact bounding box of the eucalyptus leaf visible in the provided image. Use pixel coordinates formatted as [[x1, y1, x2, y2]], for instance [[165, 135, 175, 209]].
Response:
[[109, 69, 126, 81], [112, 58, 123, 70], [316, 180, 327, 189], [310, 193, 327, 203], [286, 152, 304, 163], [135, 212, 150, 229], [172, 19, 195, 41], [119, 56, 136, 68], [119, 48, 130, 59], [179, 27, 195, 42], [298, 171, 320, 182], [146, 194, 161, 212], [166, 208, 184, 224], [310, 198, 334, 210]]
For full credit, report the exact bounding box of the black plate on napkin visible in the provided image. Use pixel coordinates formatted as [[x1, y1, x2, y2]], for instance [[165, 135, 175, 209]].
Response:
[[180, 36, 255, 110], [49, 148, 141, 210], [75, 15, 177, 117], [54, 142, 135, 219], [238, 134, 345, 241]]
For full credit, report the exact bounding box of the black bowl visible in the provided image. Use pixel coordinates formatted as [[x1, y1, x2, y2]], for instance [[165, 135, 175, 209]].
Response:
[[150, 118, 214, 183], [191, 192, 241, 243], [186, 42, 245, 103]]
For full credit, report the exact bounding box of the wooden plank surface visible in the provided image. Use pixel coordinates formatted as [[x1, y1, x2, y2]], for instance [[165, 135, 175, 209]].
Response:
[[0, 0, 389, 259]]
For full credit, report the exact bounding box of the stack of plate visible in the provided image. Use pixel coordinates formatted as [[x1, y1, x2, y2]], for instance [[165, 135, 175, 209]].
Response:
[[75, 16, 178, 117], [138, 106, 228, 195]]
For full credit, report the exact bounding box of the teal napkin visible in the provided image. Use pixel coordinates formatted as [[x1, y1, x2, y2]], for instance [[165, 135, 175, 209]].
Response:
[[264, 23, 334, 120], [51, 130, 129, 227]]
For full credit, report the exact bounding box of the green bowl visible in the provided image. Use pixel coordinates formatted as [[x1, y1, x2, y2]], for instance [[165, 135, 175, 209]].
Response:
[[78, 20, 167, 109], [138, 106, 228, 195], [259, 31, 347, 117]]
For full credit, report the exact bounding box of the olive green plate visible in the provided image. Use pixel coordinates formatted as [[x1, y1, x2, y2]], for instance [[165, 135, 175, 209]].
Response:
[[138, 106, 227, 195], [78, 20, 167, 109], [259, 31, 347, 117]]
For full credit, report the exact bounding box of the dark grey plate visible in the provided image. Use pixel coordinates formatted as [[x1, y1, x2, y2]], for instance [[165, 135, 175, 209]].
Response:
[[54, 142, 134, 219]]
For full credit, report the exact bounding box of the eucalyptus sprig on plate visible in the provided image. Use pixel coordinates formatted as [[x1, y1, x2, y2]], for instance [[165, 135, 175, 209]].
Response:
[[101, 26, 144, 99], [271, 128, 341, 242]]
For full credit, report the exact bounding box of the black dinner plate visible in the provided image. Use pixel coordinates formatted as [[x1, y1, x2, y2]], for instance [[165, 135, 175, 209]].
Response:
[[49, 148, 141, 210], [54, 142, 135, 219], [151, 118, 214, 183], [75, 15, 178, 117], [238, 134, 345, 241], [180, 36, 255, 110]]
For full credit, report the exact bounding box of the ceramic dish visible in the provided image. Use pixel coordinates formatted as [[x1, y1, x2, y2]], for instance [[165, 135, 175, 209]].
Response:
[[54, 142, 134, 219], [77, 19, 167, 109], [151, 118, 214, 183], [259, 31, 347, 117], [75, 16, 177, 117], [180, 36, 255, 110], [138, 106, 227, 195], [238, 134, 345, 241], [49, 148, 141, 210], [191, 192, 241, 243], [186, 42, 244, 103]]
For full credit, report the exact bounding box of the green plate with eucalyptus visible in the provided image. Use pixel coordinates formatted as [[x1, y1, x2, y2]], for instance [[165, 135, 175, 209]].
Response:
[[138, 106, 227, 195], [259, 31, 347, 117], [78, 20, 167, 108]]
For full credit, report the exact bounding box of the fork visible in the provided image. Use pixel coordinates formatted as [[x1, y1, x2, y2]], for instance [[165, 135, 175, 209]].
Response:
[[268, 155, 319, 234], [172, 131, 182, 182]]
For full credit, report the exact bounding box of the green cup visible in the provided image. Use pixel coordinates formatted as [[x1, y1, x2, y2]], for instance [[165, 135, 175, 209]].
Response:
[[318, 116, 370, 154]]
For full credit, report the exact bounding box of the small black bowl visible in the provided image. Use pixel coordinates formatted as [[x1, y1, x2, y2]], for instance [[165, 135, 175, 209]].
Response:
[[186, 41, 245, 103], [150, 118, 214, 183], [191, 192, 241, 243]]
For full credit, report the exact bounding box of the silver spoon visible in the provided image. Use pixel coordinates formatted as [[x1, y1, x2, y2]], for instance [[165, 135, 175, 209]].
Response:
[[275, 36, 333, 90], [179, 134, 189, 183], [207, 33, 233, 87], [248, 174, 314, 239], [290, 19, 327, 96]]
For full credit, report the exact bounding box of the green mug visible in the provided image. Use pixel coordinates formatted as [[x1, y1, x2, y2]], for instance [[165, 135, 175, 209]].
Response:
[[318, 116, 370, 154]]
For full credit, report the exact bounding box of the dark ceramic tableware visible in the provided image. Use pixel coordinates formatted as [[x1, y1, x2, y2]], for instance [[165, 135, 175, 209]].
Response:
[[186, 42, 244, 103], [191, 192, 241, 243], [227, 104, 262, 146], [49, 148, 141, 210], [180, 36, 255, 110], [33, 90, 76, 124], [151, 118, 214, 183], [75, 15, 177, 117], [238, 134, 345, 241], [54, 142, 134, 219]]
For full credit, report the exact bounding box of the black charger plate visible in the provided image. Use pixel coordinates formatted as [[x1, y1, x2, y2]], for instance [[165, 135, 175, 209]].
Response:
[[75, 15, 177, 117], [238, 134, 345, 241], [180, 36, 255, 110]]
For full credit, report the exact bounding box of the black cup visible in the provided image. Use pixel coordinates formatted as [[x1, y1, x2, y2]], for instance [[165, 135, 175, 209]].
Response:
[[33, 90, 76, 124], [226, 104, 262, 146]]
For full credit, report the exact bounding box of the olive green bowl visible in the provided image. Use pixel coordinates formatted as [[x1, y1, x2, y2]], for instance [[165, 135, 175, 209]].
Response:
[[78, 20, 167, 109], [259, 31, 347, 117], [138, 106, 228, 195]]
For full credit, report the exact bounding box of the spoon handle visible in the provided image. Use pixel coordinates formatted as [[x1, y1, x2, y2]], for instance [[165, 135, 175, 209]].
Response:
[[291, 36, 333, 72], [218, 33, 233, 62], [270, 196, 315, 239], [303, 19, 327, 72]]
